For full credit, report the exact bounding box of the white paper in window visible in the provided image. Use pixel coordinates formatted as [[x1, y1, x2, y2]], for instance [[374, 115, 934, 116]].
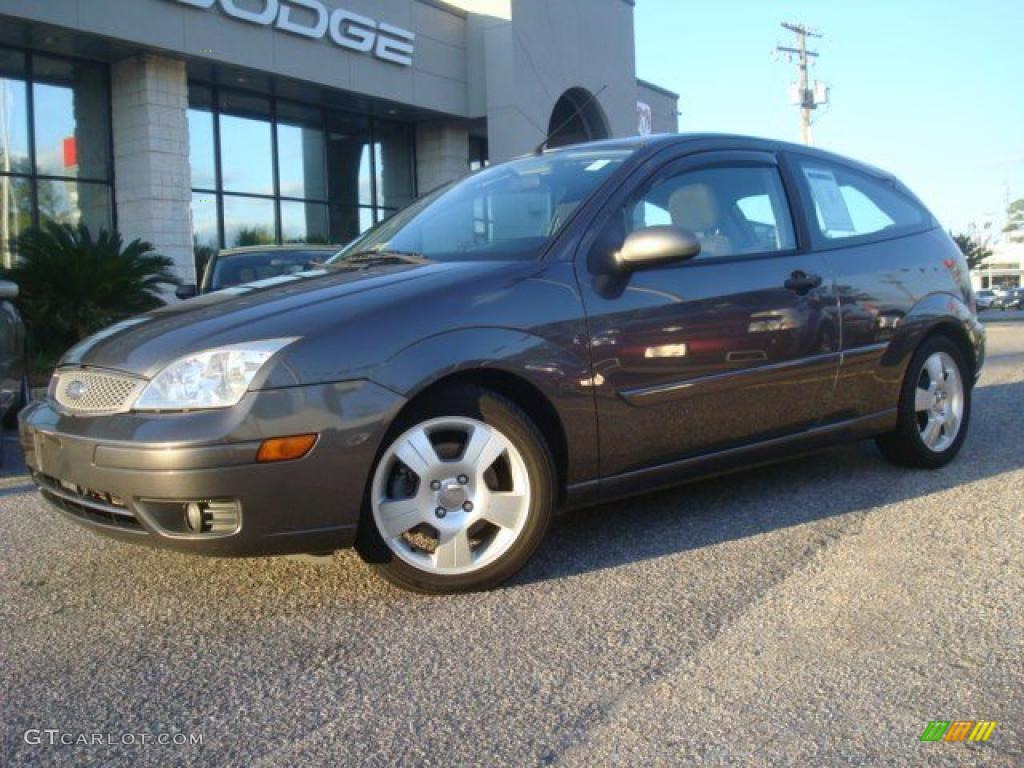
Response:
[[804, 167, 854, 233]]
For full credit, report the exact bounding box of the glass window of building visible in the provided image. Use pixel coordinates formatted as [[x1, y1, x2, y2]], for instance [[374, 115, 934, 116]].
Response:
[[222, 194, 276, 248], [326, 111, 372, 208], [0, 50, 30, 175], [32, 56, 111, 183], [374, 120, 415, 214], [188, 85, 216, 192], [469, 136, 489, 173], [191, 191, 218, 249], [281, 200, 329, 244], [187, 82, 416, 255], [218, 92, 273, 196], [0, 48, 112, 267], [277, 102, 326, 202]]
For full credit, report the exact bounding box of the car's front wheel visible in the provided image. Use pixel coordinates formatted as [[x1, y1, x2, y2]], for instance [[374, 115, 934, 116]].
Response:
[[876, 336, 971, 468], [356, 386, 555, 593]]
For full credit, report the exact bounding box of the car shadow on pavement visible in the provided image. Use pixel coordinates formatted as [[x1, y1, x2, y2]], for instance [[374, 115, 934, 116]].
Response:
[[515, 378, 1024, 587]]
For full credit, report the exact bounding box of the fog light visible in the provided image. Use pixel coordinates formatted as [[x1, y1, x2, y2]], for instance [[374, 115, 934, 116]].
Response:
[[185, 502, 205, 532], [256, 434, 318, 463], [182, 500, 240, 534]]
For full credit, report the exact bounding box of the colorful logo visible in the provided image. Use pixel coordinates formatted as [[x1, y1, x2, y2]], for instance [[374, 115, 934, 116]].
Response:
[[920, 720, 997, 742]]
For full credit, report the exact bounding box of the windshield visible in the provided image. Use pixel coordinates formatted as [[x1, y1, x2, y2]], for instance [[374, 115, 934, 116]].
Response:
[[329, 147, 634, 263], [208, 249, 331, 291]]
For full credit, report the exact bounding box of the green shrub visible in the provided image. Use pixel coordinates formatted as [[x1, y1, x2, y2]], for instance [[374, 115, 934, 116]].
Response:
[[5, 220, 180, 362]]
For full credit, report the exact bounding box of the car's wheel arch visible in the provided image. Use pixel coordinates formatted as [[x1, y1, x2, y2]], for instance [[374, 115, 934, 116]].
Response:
[[369, 327, 597, 507], [888, 292, 983, 383]]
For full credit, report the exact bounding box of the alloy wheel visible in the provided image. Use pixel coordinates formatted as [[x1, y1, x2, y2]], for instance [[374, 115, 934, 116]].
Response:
[[371, 417, 532, 576], [914, 351, 964, 453]]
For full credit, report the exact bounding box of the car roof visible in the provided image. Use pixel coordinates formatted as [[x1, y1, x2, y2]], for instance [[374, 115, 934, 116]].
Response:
[[541, 132, 896, 180]]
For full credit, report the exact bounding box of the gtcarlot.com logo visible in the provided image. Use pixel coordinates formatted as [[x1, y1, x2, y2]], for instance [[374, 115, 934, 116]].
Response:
[[920, 720, 997, 743], [23, 729, 203, 747]]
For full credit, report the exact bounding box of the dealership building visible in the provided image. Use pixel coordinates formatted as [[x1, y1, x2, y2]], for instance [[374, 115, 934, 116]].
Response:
[[0, 0, 678, 282]]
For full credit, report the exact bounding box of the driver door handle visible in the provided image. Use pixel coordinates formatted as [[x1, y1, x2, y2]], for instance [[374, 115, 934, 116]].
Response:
[[785, 271, 823, 294]]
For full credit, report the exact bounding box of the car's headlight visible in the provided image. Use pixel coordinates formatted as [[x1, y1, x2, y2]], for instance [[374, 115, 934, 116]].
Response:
[[133, 338, 298, 411]]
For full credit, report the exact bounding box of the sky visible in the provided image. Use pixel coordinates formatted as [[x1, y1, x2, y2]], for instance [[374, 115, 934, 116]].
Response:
[[633, 0, 1024, 238]]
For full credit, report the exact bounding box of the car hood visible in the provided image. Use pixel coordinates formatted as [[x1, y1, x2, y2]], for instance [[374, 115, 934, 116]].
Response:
[[60, 262, 460, 378]]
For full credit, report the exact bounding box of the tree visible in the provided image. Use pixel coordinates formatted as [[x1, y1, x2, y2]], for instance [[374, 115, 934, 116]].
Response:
[[951, 233, 991, 271], [5, 220, 180, 357], [234, 226, 275, 247], [1004, 198, 1024, 243]]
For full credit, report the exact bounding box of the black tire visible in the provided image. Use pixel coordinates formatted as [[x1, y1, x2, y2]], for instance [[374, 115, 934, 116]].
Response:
[[876, 336, 971, 469], [355, 385, 555, 594]]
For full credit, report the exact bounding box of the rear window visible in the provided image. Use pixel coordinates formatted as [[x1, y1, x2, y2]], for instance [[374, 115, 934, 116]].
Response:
[[795, 158, 931, 242]]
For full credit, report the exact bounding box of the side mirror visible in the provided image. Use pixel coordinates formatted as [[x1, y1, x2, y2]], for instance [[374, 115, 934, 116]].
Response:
[[175, 284, 198, 301], [614, 226, 701, 270], [0, 280, 19, 300]]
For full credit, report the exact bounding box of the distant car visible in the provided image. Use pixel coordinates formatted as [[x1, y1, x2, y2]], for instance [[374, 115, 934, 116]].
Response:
[[975, 290, 995, 311], [0, 279, 28, 430], [1006, 287, 1024, 310], [176, 244, 340, 298]]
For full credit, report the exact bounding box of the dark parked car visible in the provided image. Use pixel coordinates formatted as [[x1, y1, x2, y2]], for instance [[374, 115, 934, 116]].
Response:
[[176, 244, 339, 298], [0, 278, 28, 430], [20, 135, 985, 593]]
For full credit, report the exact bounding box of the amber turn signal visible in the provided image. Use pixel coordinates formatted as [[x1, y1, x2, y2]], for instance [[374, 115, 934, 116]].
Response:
[[256, 434, 318, 463]]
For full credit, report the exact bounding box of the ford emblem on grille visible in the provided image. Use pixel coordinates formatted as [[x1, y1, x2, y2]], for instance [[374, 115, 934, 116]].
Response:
[[65, 380, 88, 401]]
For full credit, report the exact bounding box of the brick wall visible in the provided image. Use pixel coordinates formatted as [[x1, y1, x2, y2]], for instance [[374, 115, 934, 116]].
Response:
[[111, 55, 194, 289]]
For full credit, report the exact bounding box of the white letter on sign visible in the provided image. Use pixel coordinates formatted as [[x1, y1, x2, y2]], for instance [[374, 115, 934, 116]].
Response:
[[219, 0, 278, 25], [277, 0, 328, 39], [375, 24, 415, 67], [329, 9, 376, 53]]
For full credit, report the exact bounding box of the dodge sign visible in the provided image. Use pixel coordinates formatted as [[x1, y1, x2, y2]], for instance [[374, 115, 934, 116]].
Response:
[[169, 0, 416, 66]]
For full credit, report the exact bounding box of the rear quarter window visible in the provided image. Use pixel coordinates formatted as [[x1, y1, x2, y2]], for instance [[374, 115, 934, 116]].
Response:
[[794, 157, 932, 243]]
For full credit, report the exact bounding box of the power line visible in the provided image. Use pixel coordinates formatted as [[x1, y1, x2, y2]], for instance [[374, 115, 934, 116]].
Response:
[[774, 22, 828, 146]]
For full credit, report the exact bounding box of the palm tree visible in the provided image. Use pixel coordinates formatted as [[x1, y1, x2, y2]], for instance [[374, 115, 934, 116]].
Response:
[[6, 220, 181, 357]]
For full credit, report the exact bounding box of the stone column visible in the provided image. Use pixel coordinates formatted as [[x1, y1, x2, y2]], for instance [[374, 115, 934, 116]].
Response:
[[110, 54, 194, 288], [415, 121, 469, 194]]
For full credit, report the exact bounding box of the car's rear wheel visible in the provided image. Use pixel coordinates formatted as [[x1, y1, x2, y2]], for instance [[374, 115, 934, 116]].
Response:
[[876, 336, 971, 468], [356, 386, 555, 593]]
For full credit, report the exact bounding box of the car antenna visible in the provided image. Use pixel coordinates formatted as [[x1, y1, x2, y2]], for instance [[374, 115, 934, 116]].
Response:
[[533, 85, 608, 155]]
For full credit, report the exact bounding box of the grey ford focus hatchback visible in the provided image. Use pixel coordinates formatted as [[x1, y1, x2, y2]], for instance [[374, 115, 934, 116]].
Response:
[[21, 134, 984, 593]]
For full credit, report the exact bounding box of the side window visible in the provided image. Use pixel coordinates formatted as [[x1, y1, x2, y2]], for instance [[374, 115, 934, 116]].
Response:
[[797, 159, 930, 241], [624, 165, 796, 259]]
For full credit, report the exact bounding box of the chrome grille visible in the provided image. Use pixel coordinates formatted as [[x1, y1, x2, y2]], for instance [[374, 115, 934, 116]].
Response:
[[53, 369, 144, 415]]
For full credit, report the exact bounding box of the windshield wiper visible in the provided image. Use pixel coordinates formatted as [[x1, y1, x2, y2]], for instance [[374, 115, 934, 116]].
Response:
[[337, 249, 428, 267]]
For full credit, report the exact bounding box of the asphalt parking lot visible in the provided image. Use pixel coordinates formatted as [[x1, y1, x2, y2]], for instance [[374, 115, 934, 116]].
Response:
[[2, 324, 1022, 768]]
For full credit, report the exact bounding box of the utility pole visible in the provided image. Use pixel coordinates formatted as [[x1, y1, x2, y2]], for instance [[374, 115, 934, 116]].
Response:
[[775, 22, 827, 146]]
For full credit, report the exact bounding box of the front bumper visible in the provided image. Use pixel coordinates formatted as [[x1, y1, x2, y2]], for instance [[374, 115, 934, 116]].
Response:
[[19, 380, 405, 556]]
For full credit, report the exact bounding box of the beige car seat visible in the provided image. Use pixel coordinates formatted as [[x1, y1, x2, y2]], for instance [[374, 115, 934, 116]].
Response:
[[668, 183, 733, 258]]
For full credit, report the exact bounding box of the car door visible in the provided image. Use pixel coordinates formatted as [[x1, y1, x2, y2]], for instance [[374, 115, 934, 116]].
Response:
[[575, 149, 840, 478], [786, 152, 948, 421]]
